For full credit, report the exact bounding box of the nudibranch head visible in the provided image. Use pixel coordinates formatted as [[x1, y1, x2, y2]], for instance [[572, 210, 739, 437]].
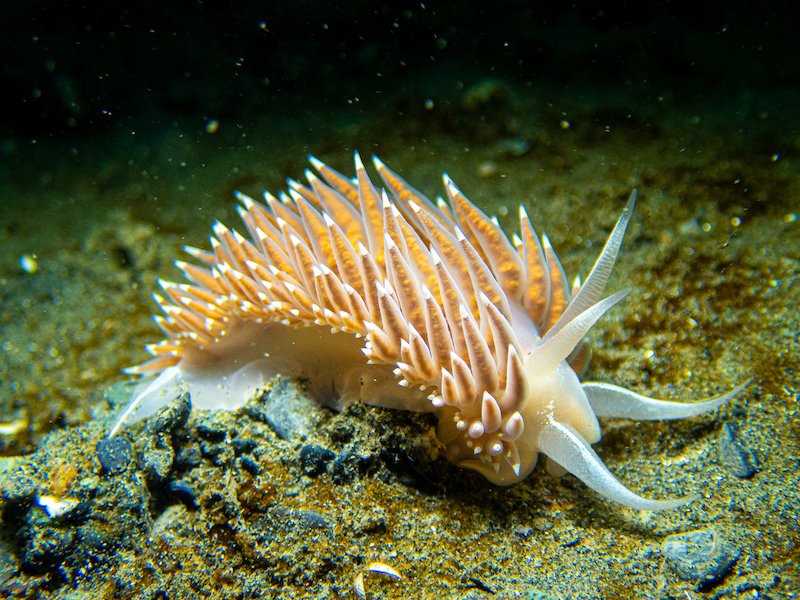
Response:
[[115, 152, 746, 510]]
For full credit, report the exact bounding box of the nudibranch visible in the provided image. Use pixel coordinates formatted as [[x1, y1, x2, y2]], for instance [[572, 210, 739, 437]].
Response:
[[112, 153, 745, 509]]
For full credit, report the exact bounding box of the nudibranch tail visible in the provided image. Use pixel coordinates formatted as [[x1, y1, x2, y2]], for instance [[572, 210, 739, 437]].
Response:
[[114, 151, 747, 512]]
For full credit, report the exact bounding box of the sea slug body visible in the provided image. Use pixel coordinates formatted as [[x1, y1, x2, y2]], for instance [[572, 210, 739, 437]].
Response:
[[113, 153, 746, 509]]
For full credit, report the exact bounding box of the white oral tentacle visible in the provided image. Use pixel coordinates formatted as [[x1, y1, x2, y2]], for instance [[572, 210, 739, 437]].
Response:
[[582, 380, 749, 420], [538, 419, 691, 510]]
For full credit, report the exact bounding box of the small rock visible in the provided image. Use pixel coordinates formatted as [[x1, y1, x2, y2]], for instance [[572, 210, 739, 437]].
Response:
[[138, 433, 175, 486], [378, 430, 436, 490], [328, 420, 354, 444], [355, 508, 388, 535], [199, 440, 228, 462], [268, 506, 333, 538], [245, 378, 323, 440], [718, 422, 759, 478], [232, 437, 257, 455], [331, 449, 372, 484], [144, 391, 191, 435], [96, 437, 132, 475], [514, 526, 534, 540], [299, 444, 335, 477], [240, 456, 261, 476], [18, 509, 76, 574], [167, 480, 198, 509], [194, 412, 229, 442], [662, 528, 740, 591], [174, 446, 202, 471]]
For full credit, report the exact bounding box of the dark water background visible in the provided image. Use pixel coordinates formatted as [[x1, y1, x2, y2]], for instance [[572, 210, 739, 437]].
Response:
[[2, 2, 797, 140]]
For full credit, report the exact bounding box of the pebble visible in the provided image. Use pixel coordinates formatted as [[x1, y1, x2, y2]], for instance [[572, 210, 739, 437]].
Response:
[[194, 412, 229, 442], [232, 437, 257, 455], [331, 449, 372, 484], [96, 437, 132, 475], [662, 528, 740, 591], [174, 446, 202, 470], [167, 480, 198, 509], [138, 433, 175, 486], [355, 509, 388, 535], [200, 440, 227, 462], [269, 506, 334, 538], [245, 378, 323, 440], [299, 444, 335, 477], [718, 422, 759, 478], [513, 526, 534, 540], [144, 391, 191, 435], [240, 455, 261, 476]]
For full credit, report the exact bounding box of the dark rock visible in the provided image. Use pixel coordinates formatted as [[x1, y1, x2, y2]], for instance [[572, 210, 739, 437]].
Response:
[[331, 449, 372, 484], [167, 480, 198, 509], [293, 509, 330, 530], [138, 433, 175, 486], [328, 420, 355, 444], [240, 456, 261, 476], [77, 524, 118, 561], [299, 444, 335, 477], [245, 378, 323, 441], [200, 441, 227, 461], [144, 391, 191, 435], [174, 446, 202, 471], [246, 505, 335, 560], [662, 528, 740, 591], [718, 422, 759, 478], [194, 413, 229, 442], [355, 509, 387, 535], [514, 526, 534, 540], [269, 506, 333, 536], [232, 437, 257, 455], [378, 430, 438, 491], [96, 437, 132, 475], [18, 509, 76, 574]]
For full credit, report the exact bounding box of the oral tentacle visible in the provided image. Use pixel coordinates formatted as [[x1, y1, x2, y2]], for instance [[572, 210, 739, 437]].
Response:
[[582, 380, 750, 420], [537, 419, 692, 510]]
